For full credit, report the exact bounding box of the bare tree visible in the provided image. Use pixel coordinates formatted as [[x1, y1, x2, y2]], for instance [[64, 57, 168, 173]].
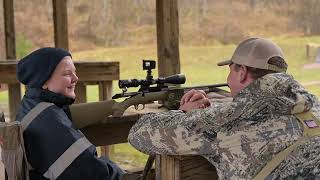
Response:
[[293, 0, 320, 35]]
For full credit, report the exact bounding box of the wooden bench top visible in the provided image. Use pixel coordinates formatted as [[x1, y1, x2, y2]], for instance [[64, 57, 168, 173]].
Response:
[[79, 103, 219, 180], [0, 60, 120, 83]]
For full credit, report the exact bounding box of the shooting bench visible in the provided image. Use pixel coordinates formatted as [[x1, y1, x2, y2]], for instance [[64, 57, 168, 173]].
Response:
[[81, 104, 219, 180]]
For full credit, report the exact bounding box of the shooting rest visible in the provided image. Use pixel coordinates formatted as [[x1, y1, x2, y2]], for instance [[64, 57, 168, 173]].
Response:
[[80, 102, 221, 180]]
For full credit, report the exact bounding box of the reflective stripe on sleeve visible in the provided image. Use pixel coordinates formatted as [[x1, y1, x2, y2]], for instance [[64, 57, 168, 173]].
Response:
[[21, 102, 54, 131], [20, 102, 54, 171], [43, 137, 92, 180]]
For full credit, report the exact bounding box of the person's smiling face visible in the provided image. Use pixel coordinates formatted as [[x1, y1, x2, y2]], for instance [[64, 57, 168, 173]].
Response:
[[43, 56, 78, 98]]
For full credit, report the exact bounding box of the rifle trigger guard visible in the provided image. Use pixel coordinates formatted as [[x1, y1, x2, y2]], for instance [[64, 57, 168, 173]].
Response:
[[134, 104, 145, 111]]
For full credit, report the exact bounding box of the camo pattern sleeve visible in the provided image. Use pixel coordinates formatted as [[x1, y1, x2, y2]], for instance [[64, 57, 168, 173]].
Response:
[[128, 102, 229, 155], [129, 73, 320, 179]]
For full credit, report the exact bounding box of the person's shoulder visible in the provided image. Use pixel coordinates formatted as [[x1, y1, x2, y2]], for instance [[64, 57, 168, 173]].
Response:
[[33, 102, 67, 121]]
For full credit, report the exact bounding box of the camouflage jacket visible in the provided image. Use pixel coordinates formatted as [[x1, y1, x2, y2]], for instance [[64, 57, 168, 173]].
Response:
[[128, 73, 320, 179]]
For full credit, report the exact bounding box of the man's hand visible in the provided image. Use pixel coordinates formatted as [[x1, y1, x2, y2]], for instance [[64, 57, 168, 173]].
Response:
[[180, 89, 207, 105], [179, 89, 211, 112]]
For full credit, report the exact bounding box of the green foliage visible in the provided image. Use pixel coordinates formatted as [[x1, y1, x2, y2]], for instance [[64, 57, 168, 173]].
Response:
[[0, 92, 7, 102], [16, 34, 34, 59], [111, 144, 148, 170]]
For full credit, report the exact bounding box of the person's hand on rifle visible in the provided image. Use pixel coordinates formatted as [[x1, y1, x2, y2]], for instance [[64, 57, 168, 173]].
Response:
[[179, 89, 211, 112]]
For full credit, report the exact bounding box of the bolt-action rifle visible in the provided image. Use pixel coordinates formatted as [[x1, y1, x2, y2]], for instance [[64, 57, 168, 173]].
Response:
[[71, 60, 228, 129], [111, 60, 228, 116], [112, 60, 228, 180]]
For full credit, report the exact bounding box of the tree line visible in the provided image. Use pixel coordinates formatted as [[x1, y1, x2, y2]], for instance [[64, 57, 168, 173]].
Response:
[[0, 0, 319, 55]]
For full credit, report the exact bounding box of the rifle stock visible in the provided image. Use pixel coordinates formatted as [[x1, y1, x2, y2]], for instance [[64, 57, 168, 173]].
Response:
[[71, 92, 166, 128], [112, 91, 167, 117]]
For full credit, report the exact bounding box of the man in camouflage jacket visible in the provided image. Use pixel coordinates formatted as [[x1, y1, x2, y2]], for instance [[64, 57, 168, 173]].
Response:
[[128, 38, 320, 179]]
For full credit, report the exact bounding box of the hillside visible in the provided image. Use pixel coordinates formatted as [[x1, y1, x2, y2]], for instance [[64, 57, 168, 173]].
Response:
[[0, 0, 320, 57]]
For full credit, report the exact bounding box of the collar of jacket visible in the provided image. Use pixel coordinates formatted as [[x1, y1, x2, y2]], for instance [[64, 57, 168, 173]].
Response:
[[234, 73, 315, 115], [25, 87, 75, 107]]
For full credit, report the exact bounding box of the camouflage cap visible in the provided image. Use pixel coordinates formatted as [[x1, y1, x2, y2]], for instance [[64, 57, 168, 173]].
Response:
[[217, 38, 287, 72]]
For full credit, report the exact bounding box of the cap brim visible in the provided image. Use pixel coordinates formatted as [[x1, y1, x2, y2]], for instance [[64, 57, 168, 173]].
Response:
[[217, 60, 232, 66]]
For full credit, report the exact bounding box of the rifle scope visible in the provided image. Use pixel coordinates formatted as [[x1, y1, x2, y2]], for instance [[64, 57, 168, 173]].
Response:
[[119, 74, 186, 89]]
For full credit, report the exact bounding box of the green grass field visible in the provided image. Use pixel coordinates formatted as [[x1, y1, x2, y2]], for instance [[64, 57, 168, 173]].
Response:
[[1, 36, 320, 169]]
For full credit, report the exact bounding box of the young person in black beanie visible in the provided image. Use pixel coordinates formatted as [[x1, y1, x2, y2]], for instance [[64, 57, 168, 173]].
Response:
[[16, 47, 124, 180]]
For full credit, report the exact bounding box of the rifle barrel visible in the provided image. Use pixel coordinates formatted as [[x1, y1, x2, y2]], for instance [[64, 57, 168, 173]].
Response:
[[180, 83, 228, 93]]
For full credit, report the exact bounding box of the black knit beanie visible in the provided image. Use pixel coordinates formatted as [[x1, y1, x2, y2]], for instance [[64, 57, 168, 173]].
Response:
[[17, 47, 72, 88]]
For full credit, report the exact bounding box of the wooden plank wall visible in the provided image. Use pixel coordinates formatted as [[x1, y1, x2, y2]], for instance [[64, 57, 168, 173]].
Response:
[[3, 0, 21, 121]]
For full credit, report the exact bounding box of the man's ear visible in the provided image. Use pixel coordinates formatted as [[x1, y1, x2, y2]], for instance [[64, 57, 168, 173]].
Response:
[[239, 65, 248, 83]]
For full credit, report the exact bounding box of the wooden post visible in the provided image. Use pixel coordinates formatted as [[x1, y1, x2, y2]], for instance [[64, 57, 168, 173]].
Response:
[[3, 0, 21, 121], [52, 0, 69, 50], [306, 44, 310, 61], [74, 83, 87, 103], [98, 81, 114, 157], [98, 81, 112, 101], [156, 155, 219, 180], [156, 155, 180, 180], [156, 0, 180, 77], [156, 0, 181, 178], [3, 0, 15, 58], [53, 0, 76, 102]]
